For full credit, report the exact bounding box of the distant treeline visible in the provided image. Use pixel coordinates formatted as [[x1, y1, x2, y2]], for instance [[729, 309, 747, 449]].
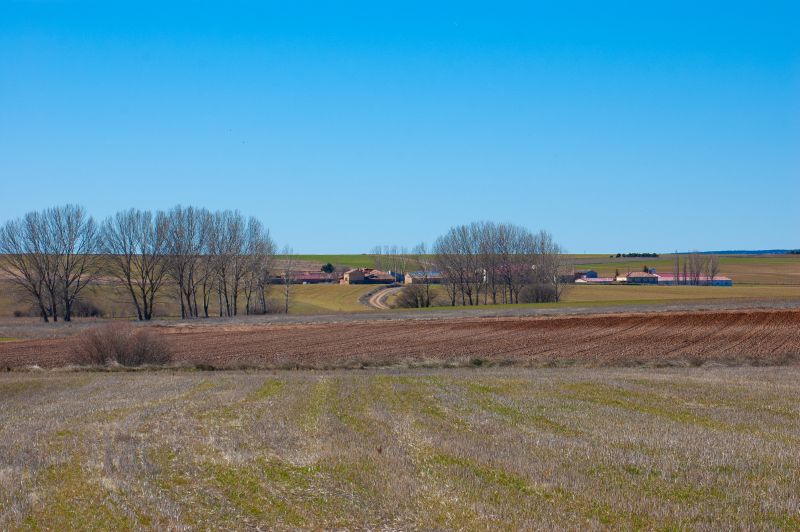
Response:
[[612, 253, 659, 258]]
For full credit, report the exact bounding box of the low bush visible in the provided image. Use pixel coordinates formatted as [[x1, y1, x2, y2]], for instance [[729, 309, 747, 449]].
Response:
[[73, 323, 172, 367], [393, 285, 432, 308], [518, 283, 559, 303], [71, 299, 104, 318]]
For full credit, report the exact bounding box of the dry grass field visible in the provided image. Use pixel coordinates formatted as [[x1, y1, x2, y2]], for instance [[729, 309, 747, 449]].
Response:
[[396, 283, 800, 310], [0, 281, 376, 318], [562, 284, 800, 302], [2, 367, 800, 529]]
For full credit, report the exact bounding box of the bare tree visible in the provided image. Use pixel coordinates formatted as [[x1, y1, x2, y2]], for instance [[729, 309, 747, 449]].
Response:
[[527, 229, 565, 302], [687, 251, 707, 286], [706, 254, 721, 283], [242, 218, 275, 315], [166, 206, 212, 319], [0, 216, 53, 321], [496, 223, 533, 304], [370, 245, 383, 270], [255, 253, 275, 315], [409, 242, 432, 307], [1, 207, 102, 321], [40, 205, 102, 321], [398, 246, 409, 275], [281, 246, 295, 314], [209, 210, 248, 317], [673, 251, 680, 287], [433, 229, 464, 305], [102, 209, 169, 321]]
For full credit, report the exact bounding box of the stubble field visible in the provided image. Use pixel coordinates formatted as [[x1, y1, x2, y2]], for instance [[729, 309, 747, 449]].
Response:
[[2, 367, 800, 529]]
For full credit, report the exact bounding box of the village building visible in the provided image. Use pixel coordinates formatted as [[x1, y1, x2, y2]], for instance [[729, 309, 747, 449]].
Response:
[[575, 277, 616, 285], [624, 272, 660, 285], [654, 273, 733, 286], [340, 268, 396, 285], [404, 271, 444, 284], [341, 269, 365, 284]]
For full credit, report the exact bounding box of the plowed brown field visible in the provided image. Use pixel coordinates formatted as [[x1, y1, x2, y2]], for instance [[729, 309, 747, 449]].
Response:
[[1, 309, 799, 369]]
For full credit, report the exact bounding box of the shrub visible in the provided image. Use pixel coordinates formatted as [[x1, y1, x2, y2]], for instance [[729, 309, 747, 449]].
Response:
[[73, 323, 172, 367], [393, 285, 431, 308], [12, 306, 40, 318], [518, 283, 559, 303], [72, 299, 104, 318]]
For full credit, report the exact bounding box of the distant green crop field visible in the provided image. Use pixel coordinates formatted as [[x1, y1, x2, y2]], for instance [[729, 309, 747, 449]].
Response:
[[282, 254, 378, 269], [281, 254, 800, 285], [571, 255, 800, 285]]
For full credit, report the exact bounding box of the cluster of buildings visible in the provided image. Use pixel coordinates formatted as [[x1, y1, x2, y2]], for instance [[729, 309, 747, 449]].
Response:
[[282, 265, 734, 287], [274, 267, 445, 286], [340, 268, 444, 285], [341, 268, 402, 284], [574, 269, 733, 286]]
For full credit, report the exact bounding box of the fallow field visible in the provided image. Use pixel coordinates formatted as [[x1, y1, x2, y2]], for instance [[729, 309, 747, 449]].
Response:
[[1, 308, 798, 369]]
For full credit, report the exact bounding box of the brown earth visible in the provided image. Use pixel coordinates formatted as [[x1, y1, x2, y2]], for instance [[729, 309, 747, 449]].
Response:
[[1, 308, 799, 369]]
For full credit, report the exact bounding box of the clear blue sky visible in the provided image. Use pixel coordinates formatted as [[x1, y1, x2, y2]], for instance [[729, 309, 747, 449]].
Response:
[[1, 1, 798, 253]]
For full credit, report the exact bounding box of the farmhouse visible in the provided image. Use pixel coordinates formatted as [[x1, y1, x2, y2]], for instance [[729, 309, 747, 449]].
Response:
[[404, 271, 443, 284], [341, 269, 365, 284], [341, 268, 396, 285], [655, 273, 733, 286], [624, 272, 660, 285], [622, 271, 733, 286], [575, 277, 616, 285]]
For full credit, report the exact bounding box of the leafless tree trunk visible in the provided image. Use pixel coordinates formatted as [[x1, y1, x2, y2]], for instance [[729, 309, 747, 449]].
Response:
[[673, 251, 680, 287], [166, 206, 212, 319], [0, 215, 53, 321], [242, 218, 275, 315], [281, 246, 295, 314], [54, 205, 101, 321], [410, 243, 432, 307], [102, 209, 169, 321], [371, 245, 383, 271], [687, 251, 707, 286], [706, 254, 720, 283]]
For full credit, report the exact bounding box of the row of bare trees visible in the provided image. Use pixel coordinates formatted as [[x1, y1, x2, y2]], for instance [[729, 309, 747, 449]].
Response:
[[0, 205, 276, 321], [370, 245, 412, 274], [103, 206, 276, 319], [672, 251, 721, 285], [432, 222, 565, 306]]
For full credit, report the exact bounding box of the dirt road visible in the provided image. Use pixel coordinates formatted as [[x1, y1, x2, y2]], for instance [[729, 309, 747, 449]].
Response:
[[365, 286, 404, 310]]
